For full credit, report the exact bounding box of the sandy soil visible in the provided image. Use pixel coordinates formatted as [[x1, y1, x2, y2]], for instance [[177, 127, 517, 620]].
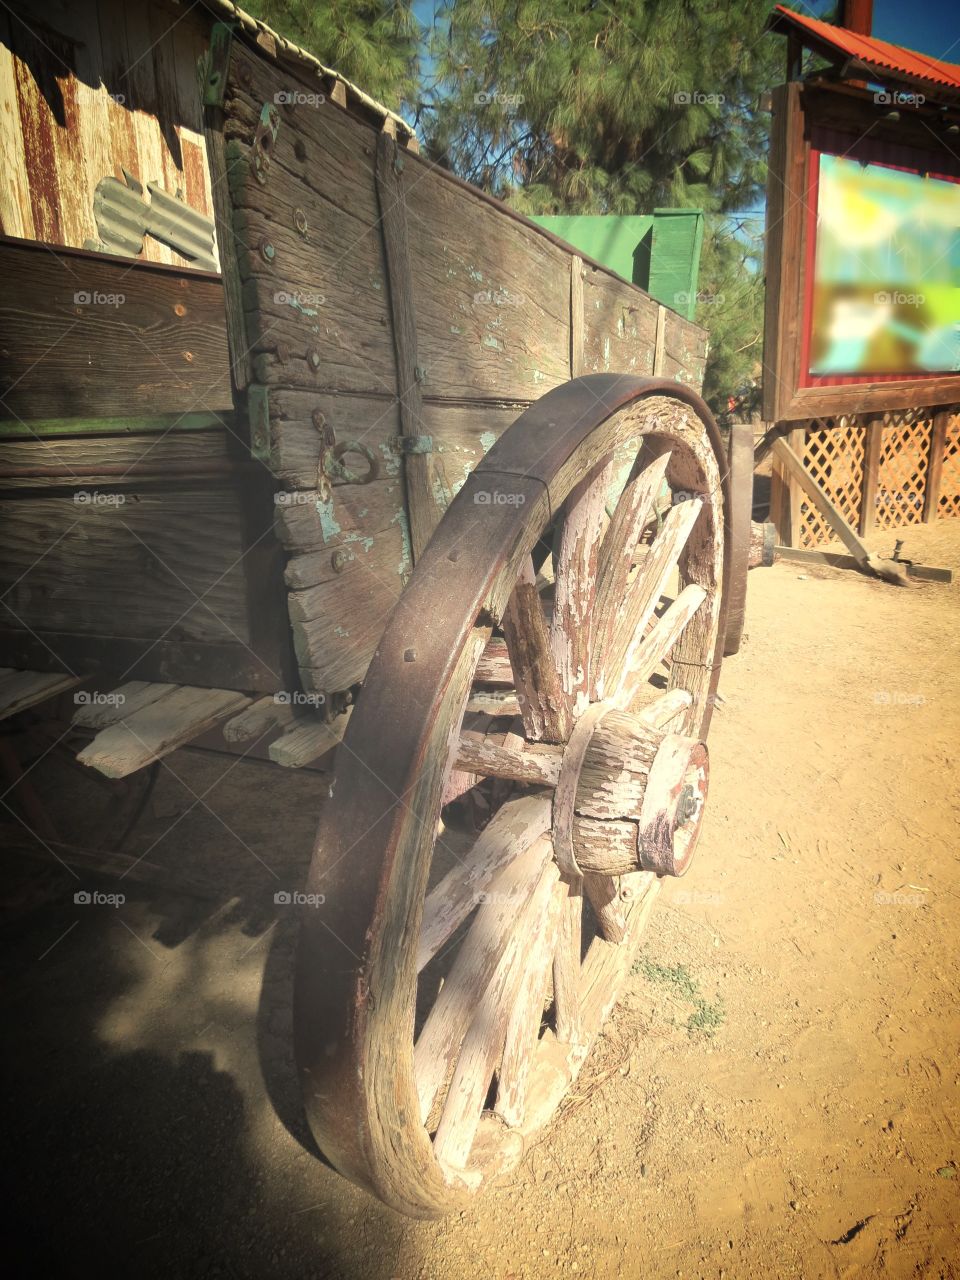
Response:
[[4, 519, 960, 1280]]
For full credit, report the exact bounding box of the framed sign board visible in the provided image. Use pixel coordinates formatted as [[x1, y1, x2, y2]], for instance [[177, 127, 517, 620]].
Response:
[[762, 80, 960, 421]]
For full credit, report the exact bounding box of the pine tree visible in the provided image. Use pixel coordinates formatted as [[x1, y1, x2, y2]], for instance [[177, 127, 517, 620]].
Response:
[[422, 0, 781, 409], [240, 0, 421, 109]]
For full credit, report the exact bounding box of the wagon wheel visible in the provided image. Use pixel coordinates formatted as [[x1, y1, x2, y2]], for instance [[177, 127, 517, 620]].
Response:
[[295, 374, 729, 1218]]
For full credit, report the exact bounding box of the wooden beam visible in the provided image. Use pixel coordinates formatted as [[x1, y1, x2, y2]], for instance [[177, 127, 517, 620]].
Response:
[[267, 712, 350, 767], [859, 417, 883, 536], [570, 255, 584, 378], [923, 410, 950, 524], [771, 437, 908, 583], [775, 544, 952, 583], [77, 686, 251, 778], [0, 670, 84, 720], [0, 240, 232, 421], [374, 132, 446, 562]]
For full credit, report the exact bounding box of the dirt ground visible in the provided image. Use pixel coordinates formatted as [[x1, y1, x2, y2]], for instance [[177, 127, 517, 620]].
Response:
[[4, 517, 960, 1280]]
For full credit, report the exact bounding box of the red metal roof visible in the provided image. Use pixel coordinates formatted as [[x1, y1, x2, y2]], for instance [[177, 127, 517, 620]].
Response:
[[771, 5, 960, 96]]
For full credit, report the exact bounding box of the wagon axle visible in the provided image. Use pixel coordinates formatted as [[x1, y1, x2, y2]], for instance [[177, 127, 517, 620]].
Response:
[[457, 710, 709, 880]]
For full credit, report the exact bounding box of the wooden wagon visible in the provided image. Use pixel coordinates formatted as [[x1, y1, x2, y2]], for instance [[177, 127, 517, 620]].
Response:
[[0, 0, 750, 1217]]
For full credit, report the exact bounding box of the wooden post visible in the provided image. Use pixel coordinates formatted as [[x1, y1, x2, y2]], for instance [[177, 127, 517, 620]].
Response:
[[771, 423, 806, 547], [570, 255, 584, 378], [923, 410, 949, 523], [859, 417, 883, 536], [375, 130, 448, 562]]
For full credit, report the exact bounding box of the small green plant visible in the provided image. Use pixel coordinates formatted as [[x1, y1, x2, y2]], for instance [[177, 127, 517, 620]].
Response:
[[634, 957, 726, 1039]]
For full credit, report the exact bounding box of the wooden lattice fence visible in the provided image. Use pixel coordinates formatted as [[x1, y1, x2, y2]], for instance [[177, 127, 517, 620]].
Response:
[[770, 406, 960, 549]]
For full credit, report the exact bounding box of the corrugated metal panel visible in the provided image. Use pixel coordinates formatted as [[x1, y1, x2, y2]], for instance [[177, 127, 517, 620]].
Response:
[[771, 5, 960, 96], [0, 0, 218, 270]]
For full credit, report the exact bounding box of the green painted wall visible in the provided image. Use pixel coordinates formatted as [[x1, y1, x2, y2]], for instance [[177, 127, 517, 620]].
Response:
[[530, 208, 703, 321]]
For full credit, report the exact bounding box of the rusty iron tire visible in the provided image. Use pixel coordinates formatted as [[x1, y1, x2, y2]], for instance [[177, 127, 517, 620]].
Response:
[[294, 375, 731, 1217]]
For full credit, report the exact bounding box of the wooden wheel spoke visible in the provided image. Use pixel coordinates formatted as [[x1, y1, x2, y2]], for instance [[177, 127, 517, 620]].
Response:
[[551, 876, 584, 1045], [501, 556, 571, 743], [593, 452, 671, 688], [433, 859, 560, 1167], [415, 834, 554, 1123], [614, 582, 707, 710], [418, 795, 552, 972], [494, 877, 565, 1126], [596, 496, 703, 702], [549, 463, 613, 718]]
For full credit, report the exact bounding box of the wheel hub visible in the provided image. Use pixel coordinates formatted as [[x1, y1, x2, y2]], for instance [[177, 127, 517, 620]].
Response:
[[557, 707, 709, 878]]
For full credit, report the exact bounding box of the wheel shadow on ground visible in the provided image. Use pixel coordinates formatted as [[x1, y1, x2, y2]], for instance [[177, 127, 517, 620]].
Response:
[[2, 875, 400, 1278]]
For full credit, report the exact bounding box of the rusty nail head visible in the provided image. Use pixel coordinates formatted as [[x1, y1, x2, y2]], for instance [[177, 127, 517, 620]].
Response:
[[259, 237, 275, 262], [331, 549, 349, 573], [309, 351, 322, 371], [294, 208, 308, 237], [403, 649, 416, 662]]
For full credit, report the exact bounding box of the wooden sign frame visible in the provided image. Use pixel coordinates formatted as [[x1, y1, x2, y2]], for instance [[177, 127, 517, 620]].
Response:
[[762, 80, 960, 422]]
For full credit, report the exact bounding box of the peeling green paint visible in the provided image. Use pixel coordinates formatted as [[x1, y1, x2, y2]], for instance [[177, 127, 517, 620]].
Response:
[[378, 441, 401, 476], [482, 335, 502, 351], [334, 625, 350, 637], [480, 431, 497, 452], [391, 507, 413, 578], [450, 325, 462, 334], [315, 497, 342, 541]]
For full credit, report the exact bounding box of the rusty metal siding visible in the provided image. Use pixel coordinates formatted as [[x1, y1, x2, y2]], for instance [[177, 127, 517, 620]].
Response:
[[0, 0, 218, 269]]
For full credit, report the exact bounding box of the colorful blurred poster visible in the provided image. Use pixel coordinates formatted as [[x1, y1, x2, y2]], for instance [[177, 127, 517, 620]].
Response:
[[809, 153, 960, 376]]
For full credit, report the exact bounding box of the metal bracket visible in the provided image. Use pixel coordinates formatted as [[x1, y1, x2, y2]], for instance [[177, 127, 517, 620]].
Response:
[[252, 103, 280, 185], [312, 410, 379, 500], [202, 23, 234, 107], [390, 434, 433, 455]]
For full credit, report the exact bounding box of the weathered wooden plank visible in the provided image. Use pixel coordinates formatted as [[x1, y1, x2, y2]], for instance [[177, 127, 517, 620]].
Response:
[[0, 428, 234, 486], [222, 694, 295, 742], [581, 267, 660, 380], [375, 129, 446, 561], [267, 712, 351, 767], [265, 388, 525, 493], [71, 680, 177, 728], [859, 418, 883, 535], [0, 669, 84, 720], [0, 490, 253, 644], [77, 685, 251, 777], [0, 241, 232, 421], [923, 410, 950, 523]]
